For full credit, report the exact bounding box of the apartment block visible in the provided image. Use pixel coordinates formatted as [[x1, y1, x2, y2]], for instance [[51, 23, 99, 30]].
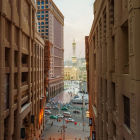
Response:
[[0, 0, 45, 139], [86, 0, 140, 140], [36, 0, 64, 99]]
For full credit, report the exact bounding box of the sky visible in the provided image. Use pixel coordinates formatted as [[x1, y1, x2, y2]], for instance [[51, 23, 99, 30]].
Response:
[[53, 0, 94, 61]]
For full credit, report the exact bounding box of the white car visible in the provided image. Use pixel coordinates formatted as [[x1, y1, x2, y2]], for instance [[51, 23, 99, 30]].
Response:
[[56, 114, 64, 118], [45, 110, 51, 114], [68, 118, 74, 122]]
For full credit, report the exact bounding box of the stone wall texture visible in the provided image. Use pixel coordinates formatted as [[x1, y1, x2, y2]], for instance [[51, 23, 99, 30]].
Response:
[[86, 0, 140, 140]]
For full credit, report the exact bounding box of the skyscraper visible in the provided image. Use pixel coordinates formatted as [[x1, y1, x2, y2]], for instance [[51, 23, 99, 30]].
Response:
[[36, 0, 64, 99]]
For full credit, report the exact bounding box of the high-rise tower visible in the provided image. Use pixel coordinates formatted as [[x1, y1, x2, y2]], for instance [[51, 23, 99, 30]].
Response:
[[72, 38, 77, 67], [36, 0, 64, 99]]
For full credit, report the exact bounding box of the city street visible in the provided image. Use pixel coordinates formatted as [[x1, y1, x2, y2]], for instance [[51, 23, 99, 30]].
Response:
[[42, 81, 90, 140]]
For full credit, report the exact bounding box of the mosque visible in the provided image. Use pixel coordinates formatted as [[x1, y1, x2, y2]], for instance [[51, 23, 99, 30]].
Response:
[[64, 39, 87, 81]]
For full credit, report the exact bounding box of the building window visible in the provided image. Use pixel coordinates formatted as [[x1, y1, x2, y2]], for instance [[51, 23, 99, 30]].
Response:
[[46, 1, 48, 4], [46, 29, 48, 32], [41, 11, 44, 14], [46, 22, 48, 24], [38, 26, 40, 29], [46, 6, 48, 8], [41, 22, 44, 25], [41, 1, 44, 4], [46, 15, 48, 17], [46, 33, 48, 35], [38, 23, 40, 25], [41, 15, 44, 18], [124, 96, 130, 129], [46, 11, 48, 13], [41, 30, 44, 32], [37, 15, 40, 18], [46, 18, 48, 21], [37, 12, 40, 14], [41, 6, 44, 9], [46, 26, 48, 28], [41, 26, 44, 28], [37, 2, 40, 5], [38, 30, 40, 32], [41, 33, 44, 36], [46, 37, 48, 39], [38, 6, 40, 9]]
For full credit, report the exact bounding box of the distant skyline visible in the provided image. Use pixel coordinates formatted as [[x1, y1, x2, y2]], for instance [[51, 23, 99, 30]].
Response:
[[53, 0, 94, 60]]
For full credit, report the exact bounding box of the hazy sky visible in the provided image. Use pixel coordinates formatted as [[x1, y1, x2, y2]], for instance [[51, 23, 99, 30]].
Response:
[[53, 0, 94, 60]]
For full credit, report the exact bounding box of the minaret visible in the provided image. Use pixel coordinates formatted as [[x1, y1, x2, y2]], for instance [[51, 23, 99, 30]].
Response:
[[72, 38, 77, 68]]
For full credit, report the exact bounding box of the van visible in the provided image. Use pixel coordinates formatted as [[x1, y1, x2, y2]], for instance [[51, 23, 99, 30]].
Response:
[[63, 112, 71, 117]]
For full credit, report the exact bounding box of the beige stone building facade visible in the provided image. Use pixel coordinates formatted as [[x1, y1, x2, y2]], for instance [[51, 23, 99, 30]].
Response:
[[86, 0, 140, 140], [0, 0, 45, 140]]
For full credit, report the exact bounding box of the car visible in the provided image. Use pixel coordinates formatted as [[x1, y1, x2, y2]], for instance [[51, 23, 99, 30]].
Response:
[[50, 115, 57, 119], [56, 114, 64, 118], [61, 107, 68, 110], [73, 110, 80, 113], [67, 118, 74, 122], [45, 105, 51, 109], [45, 110, 51, 114]]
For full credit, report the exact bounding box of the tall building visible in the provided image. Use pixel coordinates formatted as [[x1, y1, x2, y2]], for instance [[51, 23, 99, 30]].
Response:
[[36, 0, 64, 99], [0, 0, 45, 139], [72, 38, 77, 68], [86, 0, 140, 140], [64, 39, 87, 81]]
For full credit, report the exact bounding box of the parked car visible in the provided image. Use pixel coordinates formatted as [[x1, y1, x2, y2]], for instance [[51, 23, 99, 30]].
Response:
[[63, 112, 71, 117], [50, 115, 57, 119], [73, 110, 80, 113], [56, 114, 64, 118], [45, 105, 51, 109], [67, 118, 74, 122], [61, 107, 68, 110], [45, 110, 51, 114]]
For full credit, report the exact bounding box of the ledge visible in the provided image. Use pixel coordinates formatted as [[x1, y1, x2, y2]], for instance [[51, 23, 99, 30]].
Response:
[[21, 95, 29, 105], [20, 103, 32, 120], [4, 109, 9, 119], [21, 85, 28, 92]]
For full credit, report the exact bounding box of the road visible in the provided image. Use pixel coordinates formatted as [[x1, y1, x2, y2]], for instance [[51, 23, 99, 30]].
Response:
[[42, 81, 89, 140], [43, 107, 89, 140]]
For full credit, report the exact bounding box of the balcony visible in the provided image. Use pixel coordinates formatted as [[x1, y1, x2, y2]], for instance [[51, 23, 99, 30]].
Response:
[[21, 63, 28, 72], [21, 91, 29, 105], [5, 61, 10, 73], [21, 81, 28, 92]]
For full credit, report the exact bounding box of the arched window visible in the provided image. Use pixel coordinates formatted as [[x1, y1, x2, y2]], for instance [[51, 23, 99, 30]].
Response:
[[41, 22, 44, 25], [38, 22, 40, 25]]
